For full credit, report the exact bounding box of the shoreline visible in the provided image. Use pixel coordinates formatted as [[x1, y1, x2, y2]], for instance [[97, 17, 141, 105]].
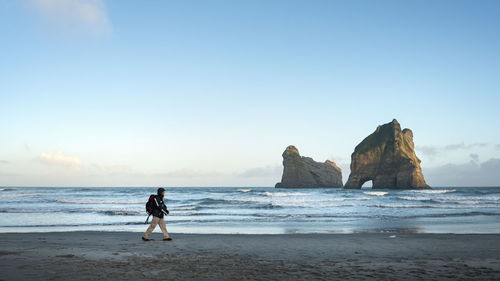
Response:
[[1, 232, 499, 280], [1, 229, 500, 234]]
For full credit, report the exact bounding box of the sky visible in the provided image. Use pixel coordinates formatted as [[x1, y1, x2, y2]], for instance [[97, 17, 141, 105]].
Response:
[[0, 0, 499, 187]]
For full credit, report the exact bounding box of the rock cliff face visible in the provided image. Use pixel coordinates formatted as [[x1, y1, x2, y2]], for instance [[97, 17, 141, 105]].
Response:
[[344, 119, 430, 189], [275, 145, 343, 188]]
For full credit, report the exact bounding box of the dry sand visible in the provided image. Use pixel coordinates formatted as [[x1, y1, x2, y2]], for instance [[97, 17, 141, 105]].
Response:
[[0, 232, 499, 280]]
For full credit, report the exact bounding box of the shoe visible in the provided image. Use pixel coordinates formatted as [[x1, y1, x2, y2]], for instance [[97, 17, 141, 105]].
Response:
[[163, 237, 172, 241], [142, 237, 151, 241]]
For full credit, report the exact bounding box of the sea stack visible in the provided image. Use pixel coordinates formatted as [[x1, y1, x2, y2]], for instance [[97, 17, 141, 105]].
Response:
[[275, 145, 343, 188], [344, 119, 430, 189]]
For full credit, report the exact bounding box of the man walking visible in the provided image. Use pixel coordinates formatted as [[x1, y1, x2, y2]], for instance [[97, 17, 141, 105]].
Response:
[[142, 188, 172, 241]]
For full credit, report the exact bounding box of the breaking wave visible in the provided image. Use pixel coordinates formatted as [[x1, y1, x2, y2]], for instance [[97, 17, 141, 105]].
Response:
[[413, 189, 456, 194], [0, 193, 40, 198], [102, 210, 141, 216], [398, 196, 433, 202], [263, 192, 311, 197], [54, 199, 144, 204], [364, 191, 388, 196]]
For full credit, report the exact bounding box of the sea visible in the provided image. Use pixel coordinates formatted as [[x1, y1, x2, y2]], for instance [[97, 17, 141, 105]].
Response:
[[0, 186, 499, 234]]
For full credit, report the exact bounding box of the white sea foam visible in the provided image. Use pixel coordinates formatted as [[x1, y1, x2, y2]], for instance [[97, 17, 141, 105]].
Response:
[[444, 200, 481, 205], [434, 196, 500, 201], [413, 189, 456, 194], [263, 192, 311, 197], [0, 193, 39, 198], [238, 189, 252, 193], [277, 202, 358, 208], [55, 199, 143, 204], [443, 204, 499, 209], [171, 206, 198, 211], [225, 196, 369, 204], [373, 204, 430, 208], [398, 196, 432, 201], [363, 191, 388, 196], [103, 210, 140, 216]]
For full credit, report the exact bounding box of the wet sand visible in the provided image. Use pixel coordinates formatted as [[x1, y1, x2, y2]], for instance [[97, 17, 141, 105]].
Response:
[[0, 232, 499, 280]]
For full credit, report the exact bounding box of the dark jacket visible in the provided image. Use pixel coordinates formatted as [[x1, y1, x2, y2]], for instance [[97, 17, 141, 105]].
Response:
[[152, 195, 168, 218]]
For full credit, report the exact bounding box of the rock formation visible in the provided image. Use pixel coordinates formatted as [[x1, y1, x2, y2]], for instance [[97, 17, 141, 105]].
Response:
[[344, 119, 430, 189], [275, 145, 343, 188]]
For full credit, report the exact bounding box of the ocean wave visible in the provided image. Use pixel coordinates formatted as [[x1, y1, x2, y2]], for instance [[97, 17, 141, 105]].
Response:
[[371, 204, 434, 209], [222, 196, 370, 205], [440, 200, 481, 205], [369, 203, 499, 209], [403, 211, 500, 218], [433, 196, 500, 201], [262, 212, 500, 219], [263, 192, 311, 197], [170, 206, 201, 211], [279, 203, 358, 208], [198, 198, 233, 205], [412, 189, 456, 194], [398, 194, 500, 203], [0, 208, 66, 213], [0, 221, 148, 228], [170, 212, 270, 217], [0, 193, 40, 198], [55, 199, 144, 204], [253, 204, 283, 209], [0, 208, 154, 216], [364, 191, 388, 196], [398, 196, 433, 201], [187, 199, 360, 208], [102, 210, 142, 216], [238, 189, 252, 193]]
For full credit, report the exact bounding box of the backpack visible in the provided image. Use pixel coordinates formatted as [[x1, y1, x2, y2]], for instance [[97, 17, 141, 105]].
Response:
[[145, 195, 156, 224], [145, 194, 156, 215]]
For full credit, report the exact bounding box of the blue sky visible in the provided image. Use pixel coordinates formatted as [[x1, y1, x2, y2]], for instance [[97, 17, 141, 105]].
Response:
[[1, 0, 499, 187]]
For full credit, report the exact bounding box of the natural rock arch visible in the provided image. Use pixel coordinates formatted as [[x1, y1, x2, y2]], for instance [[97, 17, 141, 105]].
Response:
[[360, 178, 374, 188], [344, 119, 430, 189]]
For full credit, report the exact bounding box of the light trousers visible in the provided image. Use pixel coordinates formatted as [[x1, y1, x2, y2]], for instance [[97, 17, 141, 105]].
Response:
[[143, 216, 169, 239]]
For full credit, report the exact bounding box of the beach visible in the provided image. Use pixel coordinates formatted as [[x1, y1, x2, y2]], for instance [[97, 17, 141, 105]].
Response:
[[1, 232, 499, 280]]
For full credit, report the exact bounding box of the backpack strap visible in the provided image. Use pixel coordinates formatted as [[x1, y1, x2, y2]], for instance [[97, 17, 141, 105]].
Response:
[[154, 196, 169, 215]]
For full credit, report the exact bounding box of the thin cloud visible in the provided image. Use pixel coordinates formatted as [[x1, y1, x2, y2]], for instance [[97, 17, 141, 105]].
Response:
[[416, 145, 439, 157], [444, 142, 488, 151], [31, 0, 112, 35], [36, 151, 82, 170], [469, 153, 479, 162], [417, 142, 490, 157], [0, 160, 10, 164], [424, 158, 500, 187]]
